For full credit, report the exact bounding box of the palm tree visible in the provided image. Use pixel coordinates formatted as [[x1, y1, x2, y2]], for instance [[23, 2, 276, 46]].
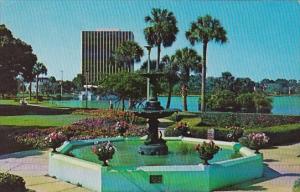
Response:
[[161, 55, 179, 109], [112, 41, 144, 71], [32, 62, 47, 102], [173, 48, 201, 111], [144, 8, 178, 71], [186, 15, 227, 112]]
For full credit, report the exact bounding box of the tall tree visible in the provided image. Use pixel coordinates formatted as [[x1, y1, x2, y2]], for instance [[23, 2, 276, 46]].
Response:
[[100, 72, 146, 110], [72, 74, 84, 92], [112, 41, 144, 71], [144, 8, 178, 71], [32, 62, 47, 101], [161, 55, 179, 109], [173, 48, 201, 111], [186, 15, 227, 112], [0, 24, 37, 97]]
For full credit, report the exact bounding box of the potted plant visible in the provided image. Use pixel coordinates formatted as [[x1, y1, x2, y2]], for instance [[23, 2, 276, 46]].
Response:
[[45, 132, 66, 152], [115, 120, 129, 136], [239, 132, 269, 154], [195, 141, 220, 165], [92, 142, 116, 166]]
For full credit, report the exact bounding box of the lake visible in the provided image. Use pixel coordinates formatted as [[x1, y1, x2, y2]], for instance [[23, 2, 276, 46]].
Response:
[[48, 95, 300, 116]]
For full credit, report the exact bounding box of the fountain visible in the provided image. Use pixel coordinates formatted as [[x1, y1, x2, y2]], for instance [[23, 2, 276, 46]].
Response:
[[132, 72, 177, 155], [48, 73, 264, 192]]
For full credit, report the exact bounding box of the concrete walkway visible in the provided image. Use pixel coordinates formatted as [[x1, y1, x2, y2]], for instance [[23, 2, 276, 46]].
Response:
[[0, 143, 299, 192], [218, 143, 300, 192], [0, 150, 90, 192]]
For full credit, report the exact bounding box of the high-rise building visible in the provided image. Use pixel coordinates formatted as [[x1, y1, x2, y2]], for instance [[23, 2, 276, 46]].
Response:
[[81, 29, 134, 84]]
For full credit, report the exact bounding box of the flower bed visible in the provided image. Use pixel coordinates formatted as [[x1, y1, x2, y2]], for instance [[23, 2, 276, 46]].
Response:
[[13, 117, 146, 150]]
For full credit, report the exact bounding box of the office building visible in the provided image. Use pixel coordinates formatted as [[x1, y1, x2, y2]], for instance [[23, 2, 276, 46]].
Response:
[[81, 29, 134, 84]]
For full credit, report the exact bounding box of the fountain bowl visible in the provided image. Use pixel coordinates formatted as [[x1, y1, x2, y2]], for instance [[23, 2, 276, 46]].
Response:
[[49, 137, 263, 192]]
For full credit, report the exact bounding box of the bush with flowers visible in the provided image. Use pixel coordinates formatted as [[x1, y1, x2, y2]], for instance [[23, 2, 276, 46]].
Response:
[[175, 121, 190, 136], [92, 142, 116, 166], [45, 132, 66, 152], [239, 132, 269, 153], [195, 141, 220, 165], [115, 120, 130, 136]]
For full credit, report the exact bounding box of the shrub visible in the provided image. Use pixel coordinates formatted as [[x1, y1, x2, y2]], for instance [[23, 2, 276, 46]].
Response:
[[253, 92, 272, 113], [175, 121, 190, 136], [167, 112, 198, 122], [246, 123, 300, 145], [236, 93, 256, 113], [294, 178, 300, 192], [207, 90, 236, 112], [165, 126, 230, 141], [0, 172, 26, 192], [197, 112, 300, 128]]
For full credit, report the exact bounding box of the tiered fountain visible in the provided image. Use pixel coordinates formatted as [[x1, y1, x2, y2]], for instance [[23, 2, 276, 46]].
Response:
[[49, 72, 264, 192], [132, 72, 177, 155]]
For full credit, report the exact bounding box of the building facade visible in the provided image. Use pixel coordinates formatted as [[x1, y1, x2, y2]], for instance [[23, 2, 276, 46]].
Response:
[[82, 30, 134, 84]]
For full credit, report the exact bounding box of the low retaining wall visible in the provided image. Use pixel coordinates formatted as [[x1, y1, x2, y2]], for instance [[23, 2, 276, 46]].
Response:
[[48, 137, 263, 192]]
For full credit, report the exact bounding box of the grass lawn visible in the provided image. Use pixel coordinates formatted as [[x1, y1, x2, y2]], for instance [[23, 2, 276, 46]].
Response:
[[0, 114, 87, 128], [0, 99, 19, 106], [0, 102, 88, 154]]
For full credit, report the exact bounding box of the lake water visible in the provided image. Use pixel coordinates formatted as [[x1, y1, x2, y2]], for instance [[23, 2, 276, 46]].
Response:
[[49, 95, 300, 115]]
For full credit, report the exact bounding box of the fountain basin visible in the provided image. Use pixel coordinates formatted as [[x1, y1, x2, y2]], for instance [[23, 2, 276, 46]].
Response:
[[49, 137, 263, 192]]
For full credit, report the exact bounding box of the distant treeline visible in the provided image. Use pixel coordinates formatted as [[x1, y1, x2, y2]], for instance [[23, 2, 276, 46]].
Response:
[[163, 72, 300, 96]]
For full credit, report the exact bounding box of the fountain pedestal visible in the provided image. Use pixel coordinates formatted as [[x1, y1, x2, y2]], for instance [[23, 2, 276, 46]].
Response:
[[132, 73, 177, 155]]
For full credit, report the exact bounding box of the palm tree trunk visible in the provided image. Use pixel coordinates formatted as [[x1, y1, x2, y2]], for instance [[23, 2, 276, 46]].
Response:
[[29, 82, 32, 100], [166, 83, 173, 109], [201, 42, 207, 112], [122, 98, 125, 111], [182, 84, 188, 111], [36, 75, 39, 103], [156, 44, 161, 71], [183, 93, 188, 111]]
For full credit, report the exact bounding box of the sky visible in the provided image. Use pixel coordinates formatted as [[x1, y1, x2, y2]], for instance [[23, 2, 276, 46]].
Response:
[[0, 0, 300, 81]]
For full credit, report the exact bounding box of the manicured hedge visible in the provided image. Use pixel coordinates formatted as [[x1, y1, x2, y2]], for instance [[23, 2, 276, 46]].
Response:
[[246, 123, 300, 146], [165, 120, 300, 146], [169, 112, 300, 128], [0, 172, 27, 192]]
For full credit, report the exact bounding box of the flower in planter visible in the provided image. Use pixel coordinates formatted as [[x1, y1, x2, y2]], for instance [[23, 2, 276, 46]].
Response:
[[195, 141, 221, 165], [175, 121, 190, 137], [45, 132, 66, 152], [239, 132, 269, 154], [92, 142, 116, 166], [115, 120, 129, 136]]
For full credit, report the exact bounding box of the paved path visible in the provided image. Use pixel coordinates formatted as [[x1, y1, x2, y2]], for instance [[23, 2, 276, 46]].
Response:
[[217, 143, 300, 192], [0, 150, 90, 192], [0, 143, 299, 192]]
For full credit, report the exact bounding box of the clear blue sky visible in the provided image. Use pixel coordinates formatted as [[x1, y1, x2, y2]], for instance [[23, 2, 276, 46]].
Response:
[[1, 0, 300, 81]]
